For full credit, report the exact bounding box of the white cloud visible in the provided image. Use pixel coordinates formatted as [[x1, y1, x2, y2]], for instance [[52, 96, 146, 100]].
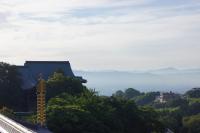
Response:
[[0, 0, 200, 70]]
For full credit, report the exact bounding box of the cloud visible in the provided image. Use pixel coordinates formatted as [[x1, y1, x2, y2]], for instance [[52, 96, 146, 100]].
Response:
[[0, 0, 200, 70]]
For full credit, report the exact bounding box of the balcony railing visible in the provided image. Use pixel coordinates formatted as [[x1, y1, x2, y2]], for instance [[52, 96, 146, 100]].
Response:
[[0, 113, 36, 133]]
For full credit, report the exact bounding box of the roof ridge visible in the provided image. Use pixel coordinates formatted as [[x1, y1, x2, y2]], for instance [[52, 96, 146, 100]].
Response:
[[25, 61, 70, 64]]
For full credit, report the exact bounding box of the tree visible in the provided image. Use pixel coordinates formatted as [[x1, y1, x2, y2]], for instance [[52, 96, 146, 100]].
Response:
[[113, 90, 124, 98], [46, 72, 86, 101], [47, 92, 164, 133], [124, 88, 141, 99], [135, 92, 160, 106], [158, 108, 183, 132], [185, 88, 200, 98], [166, 98, 188, 108], [139, 106, 165, 132], [47, 105, 106, 133], [0, 62, 24, 111], [47, 92, 115, 133], [183, 113, 200, 133], [187, 102, 200, 116]]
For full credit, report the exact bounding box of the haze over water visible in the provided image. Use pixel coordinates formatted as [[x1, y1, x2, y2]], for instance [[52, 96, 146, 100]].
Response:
[[75, 68, 200, 95]]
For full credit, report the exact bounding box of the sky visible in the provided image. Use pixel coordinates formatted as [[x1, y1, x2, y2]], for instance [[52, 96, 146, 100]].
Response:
[[0, 0, 200, 70]]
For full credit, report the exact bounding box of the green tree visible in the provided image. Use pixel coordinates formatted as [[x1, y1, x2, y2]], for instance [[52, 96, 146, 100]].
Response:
[[47, 93, 114, 133], [113, 90, 124, 98], [187, 102, 200, 116], [166, 98, 188, 109], [0, 62, 24, 111], [46, 72, 86, 100], [185, 88, 200, 98], [158, 108, 183, 132], [47, 105, 106, 133], [139, 106, 165, 132], [47, 92, 164, 133], [183, 113, 200, 133], [135, 92, 160, 106], [124, 88, 141, 99]]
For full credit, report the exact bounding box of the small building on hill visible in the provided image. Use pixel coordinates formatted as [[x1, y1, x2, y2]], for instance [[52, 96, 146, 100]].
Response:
[[17, 61, 87, 90], [155, 91, 180, 103]]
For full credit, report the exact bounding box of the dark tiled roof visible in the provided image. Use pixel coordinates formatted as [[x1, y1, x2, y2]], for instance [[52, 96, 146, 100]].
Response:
[[18, 61, 87, 90], [25, 61, 70, 64]]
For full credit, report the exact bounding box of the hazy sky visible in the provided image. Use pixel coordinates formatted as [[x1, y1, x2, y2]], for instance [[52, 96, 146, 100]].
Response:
[[0, 0, 200, 70]]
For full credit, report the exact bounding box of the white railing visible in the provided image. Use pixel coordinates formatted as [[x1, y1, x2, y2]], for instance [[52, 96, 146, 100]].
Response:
[[0, 113, 36, 133]]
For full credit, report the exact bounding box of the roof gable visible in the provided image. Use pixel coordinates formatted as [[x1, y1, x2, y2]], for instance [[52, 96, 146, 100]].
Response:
[[18, 61, 86, 89]]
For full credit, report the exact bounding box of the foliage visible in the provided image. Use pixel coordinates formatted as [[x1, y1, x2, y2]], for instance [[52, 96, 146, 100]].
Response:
[[135, 92, 160, 106], [165, 98, 188, 109], [185, 88, 200, 98], [187, 102, 200, 116], [113, 88, 200, 132], [113, 89, 160, 106], [155, 96, 200, 132], [113, 88, 141, 99], [182, 113, 200, 133], [113, 90, 124, 98], [188, 98, 200, 104], [47, 91, 164, 133], [0, 107, 14, 118], [124, 88, 141, 99], [0, 62, 25, 111], [13, 113, 37, 125], [139, 106, 165, 132], [46, 72, 87, 100], [157, 108, 183, 132]]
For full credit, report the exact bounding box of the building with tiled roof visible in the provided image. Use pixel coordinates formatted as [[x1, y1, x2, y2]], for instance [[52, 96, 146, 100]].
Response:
[[17, 61, 87, 90]]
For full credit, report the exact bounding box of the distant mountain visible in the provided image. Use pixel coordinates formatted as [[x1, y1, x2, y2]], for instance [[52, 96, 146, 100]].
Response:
[[148, 67, 200, 74], [74, 68, 200, 95], [148, 67, 180, 74]]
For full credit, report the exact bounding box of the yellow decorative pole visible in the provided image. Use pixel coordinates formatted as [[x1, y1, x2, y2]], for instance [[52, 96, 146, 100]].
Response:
[[37, 76, 46, 127]]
